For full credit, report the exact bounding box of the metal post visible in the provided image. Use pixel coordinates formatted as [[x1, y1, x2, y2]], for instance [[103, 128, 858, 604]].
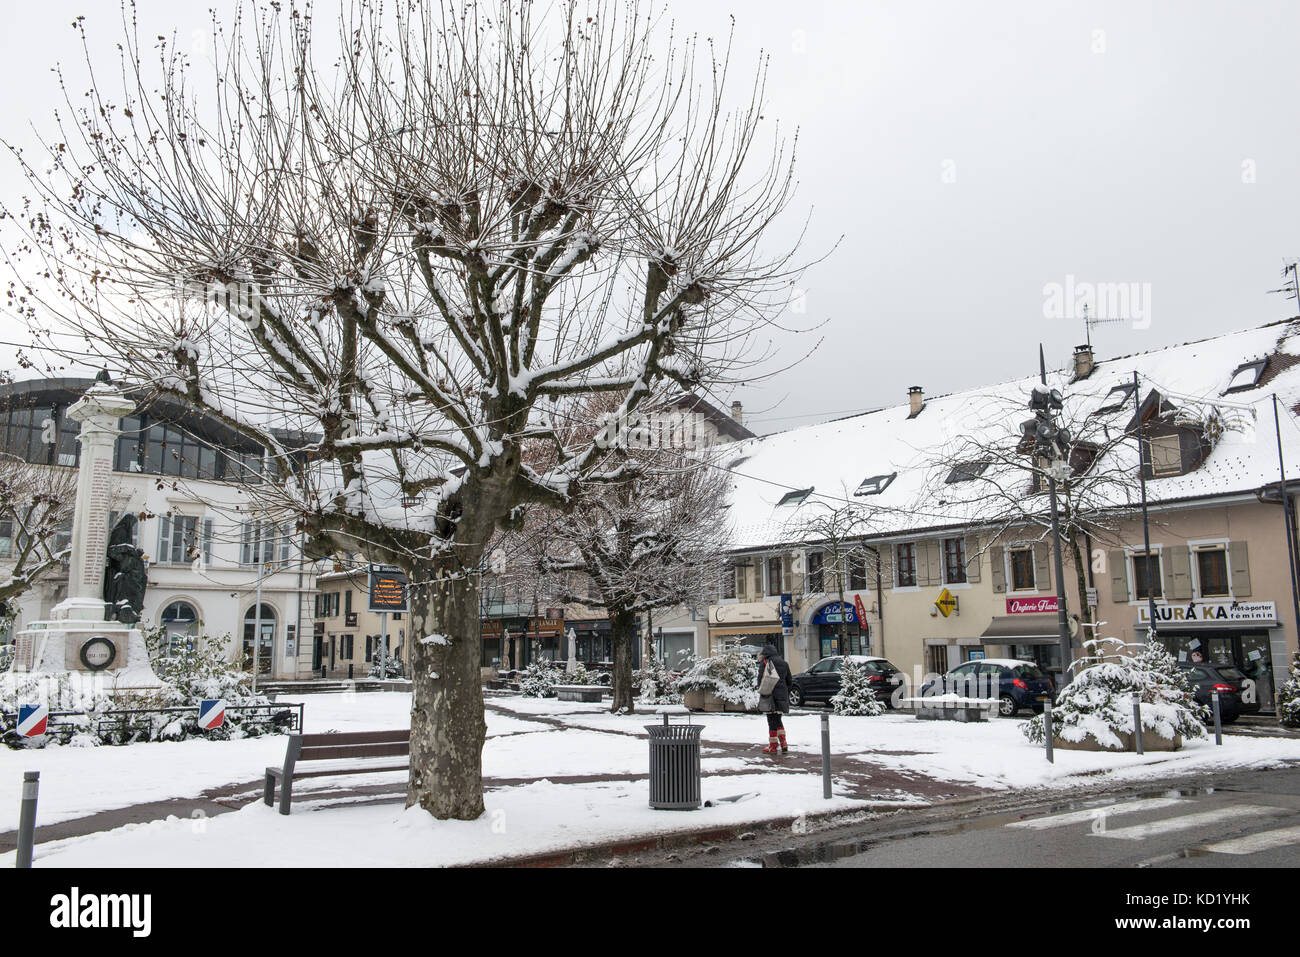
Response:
[[1272, 395, 1300, 658], [1044, 701, 1054, 764], [1212, 690, 1223, 746], [380, 611, 388, 680], [15, 771, 38, 868], [1133, 372, 1160, 647], [252, 561, 264, 693], [820, 713, 832, 799], [1039, 347, 1073, 687], [1132, 694, 1144, 755]]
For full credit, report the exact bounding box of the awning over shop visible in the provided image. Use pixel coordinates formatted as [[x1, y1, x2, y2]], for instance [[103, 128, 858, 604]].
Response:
[[707, 625, 780, 638], [981, 615, 1062, 645]]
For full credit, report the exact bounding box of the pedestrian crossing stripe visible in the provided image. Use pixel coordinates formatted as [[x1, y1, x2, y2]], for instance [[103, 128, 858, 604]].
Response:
[[1007, 797, 1189, 830], [1092, 804, 1288, 841], [1197, 823, 1300, 856]]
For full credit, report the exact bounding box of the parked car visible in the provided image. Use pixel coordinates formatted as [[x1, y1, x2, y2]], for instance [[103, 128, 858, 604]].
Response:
[[920, 659, 1054, 717], [789, 655, 905, 708], [1177, 661, 1260, 724]]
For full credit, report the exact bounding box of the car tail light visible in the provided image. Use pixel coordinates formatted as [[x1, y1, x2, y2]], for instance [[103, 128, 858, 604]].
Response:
[[1012, 678, 1027, 690], [868, 675, 884, 682], [1211, 684, 1237, 693]]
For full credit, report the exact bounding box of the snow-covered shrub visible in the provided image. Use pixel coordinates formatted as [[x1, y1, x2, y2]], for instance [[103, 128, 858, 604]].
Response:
[[0, 643, 12, 673], [1277, 651, 1300, 729], [831, 657, 886, 716], [678, 651, 759, 710], [518, 660, 562, 697], [635, 655, 686, 704], [563, 661, 593, 685], [369, 654, 405, 679], [1022, 638, 1207, 749]]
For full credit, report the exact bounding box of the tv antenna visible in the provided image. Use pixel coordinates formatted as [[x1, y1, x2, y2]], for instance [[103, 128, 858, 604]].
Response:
[[1080, 303, 1124, 349], [1266, 259, 1300, 310]]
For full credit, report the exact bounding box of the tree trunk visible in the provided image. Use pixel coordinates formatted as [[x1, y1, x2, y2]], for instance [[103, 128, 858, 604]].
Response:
[[406, 570, 487, 820], [609, 606, 637, 713]]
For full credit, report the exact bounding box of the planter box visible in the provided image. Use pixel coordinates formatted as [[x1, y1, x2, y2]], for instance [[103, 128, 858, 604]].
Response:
[[683, 689, 736, 712], [554, 684, 605, 703], [1053, 730, 1182, 752]]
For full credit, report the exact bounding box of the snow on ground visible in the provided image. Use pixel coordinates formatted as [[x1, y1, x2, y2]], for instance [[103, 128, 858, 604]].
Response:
[[3, 691, 1300, 867]]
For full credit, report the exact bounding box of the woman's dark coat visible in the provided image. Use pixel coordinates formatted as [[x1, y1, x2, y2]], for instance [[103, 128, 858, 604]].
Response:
[[756, 643, 793, 714]]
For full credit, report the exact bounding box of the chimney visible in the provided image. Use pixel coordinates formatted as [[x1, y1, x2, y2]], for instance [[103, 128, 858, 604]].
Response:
[[907, 386, 924, 418], [1072, 344, 1095, 381], [730, 401, 744, 426]]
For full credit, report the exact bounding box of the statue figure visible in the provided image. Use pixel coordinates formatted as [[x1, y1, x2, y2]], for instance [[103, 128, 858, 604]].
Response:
[[103, 514, 147, 624]]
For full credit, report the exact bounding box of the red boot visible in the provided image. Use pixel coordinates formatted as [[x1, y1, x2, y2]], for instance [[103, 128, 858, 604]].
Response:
[[762, 732, 779, 753], [777, 729, 788, 753]]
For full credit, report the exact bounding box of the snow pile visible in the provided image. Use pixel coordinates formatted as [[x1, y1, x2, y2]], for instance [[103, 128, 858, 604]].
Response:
[[831, 658, 886, 716], [677, 651, 759, 710], [1277, 651, 1300, 729], [1023, 639, 1208, 750]]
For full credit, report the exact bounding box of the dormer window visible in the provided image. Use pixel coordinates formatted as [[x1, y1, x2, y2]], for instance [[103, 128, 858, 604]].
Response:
[[1093, 382, 1136, 415], [855, 472, 897, 496], [777, 487, 812, 507], [1224, 359, 1266, 394], [945, 460, 990, 484], [1148, 433, 1183, 476]]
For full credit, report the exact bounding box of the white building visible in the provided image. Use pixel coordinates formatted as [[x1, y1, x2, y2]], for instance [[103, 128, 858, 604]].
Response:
[[0, 377, 317, 680]]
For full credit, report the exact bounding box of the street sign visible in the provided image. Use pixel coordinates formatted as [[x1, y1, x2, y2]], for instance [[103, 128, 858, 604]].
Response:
[[935, 588, 958, 618], [17, 704, 48, 738], [198, 699, 227, 730], [368, 566, 408, 612]]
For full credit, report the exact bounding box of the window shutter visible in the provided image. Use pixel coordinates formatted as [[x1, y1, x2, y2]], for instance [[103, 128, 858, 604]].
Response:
[[1033, 543, 1051, 592], [989, 546, 1005, 593], [279, 525, 291, 565], [1109, 550, 1129, 602], [202, 519, 214, 566], [921, 541, 939, 586], [156, 517, 171, 564], [1229, 541, 1251, 596], [783, 556, 793, 594], [736, 562, 749, 600], [964, 537, 981, 583], [1165, 545, 1192, 601], [753, 561, 763, 597], [240, 522, 251, 565]]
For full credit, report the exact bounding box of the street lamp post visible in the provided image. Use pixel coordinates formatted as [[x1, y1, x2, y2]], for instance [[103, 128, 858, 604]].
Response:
[[1025, 350, 1073, 687]]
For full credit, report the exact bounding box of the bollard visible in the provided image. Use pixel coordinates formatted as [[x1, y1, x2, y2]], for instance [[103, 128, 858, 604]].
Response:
[[16, 771, 39, 869], [1132, 694, 1144, 756], [1212, 691, 1223, 746], [820, 713, 832, 800], [1043, 701, 1054, 764]]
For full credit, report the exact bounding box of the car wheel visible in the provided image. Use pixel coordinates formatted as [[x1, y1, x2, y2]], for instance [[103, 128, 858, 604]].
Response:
[[999, 695, 1018, 717], [789, 686, 803, 707], [1220, 711, 1239, 725]]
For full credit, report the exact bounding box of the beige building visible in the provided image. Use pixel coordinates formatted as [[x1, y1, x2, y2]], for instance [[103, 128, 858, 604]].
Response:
[[711, 319, 1300, 708], [311, 568, 410, 679]]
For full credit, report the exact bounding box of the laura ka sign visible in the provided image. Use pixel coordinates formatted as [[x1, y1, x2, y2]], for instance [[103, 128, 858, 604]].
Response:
[[1006, 596, 1059, 614], [1137, 601, 1277, 626]]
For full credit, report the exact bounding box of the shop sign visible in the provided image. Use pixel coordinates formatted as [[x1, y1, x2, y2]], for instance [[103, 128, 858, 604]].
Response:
[[853, 593, 869, 627], [812, 601, 859, 625], [1137, 600, 1277, 626], [1006, 596, 1059, 615], [935, 588, 958, 618], [780, 593, 794, 636]]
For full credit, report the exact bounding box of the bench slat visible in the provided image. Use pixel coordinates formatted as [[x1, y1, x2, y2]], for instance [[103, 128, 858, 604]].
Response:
[[300, 742, 411, 761], [291, 763, 409, 780], [301, 729, 410, 747]]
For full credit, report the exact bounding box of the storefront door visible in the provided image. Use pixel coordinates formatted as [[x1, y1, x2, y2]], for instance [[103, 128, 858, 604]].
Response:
[[1160, 630, 1276, 714]]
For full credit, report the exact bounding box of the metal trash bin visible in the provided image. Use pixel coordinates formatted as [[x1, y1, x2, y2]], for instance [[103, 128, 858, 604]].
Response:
[[645, 715, 702, 810]]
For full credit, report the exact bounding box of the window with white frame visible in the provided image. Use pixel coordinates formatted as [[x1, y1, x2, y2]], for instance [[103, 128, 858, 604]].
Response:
[[766, 555, 783, 596], [942, 537, 967, 584], [806, 551, 824, 593], [1008, 545, 1036, 592], [1195, 545, 1230, 598], [1148, 433, 1183, 477], [241, 520, 292, 567], [895, 543, 917, 587], [1132, 551, 1163, 600], [720, 564, 736, 600], [155, 515, 203, 565]]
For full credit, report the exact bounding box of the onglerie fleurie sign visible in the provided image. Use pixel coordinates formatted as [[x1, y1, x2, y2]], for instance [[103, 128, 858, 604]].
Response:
[[1006, 596, 1059, 615], [368, 566, 408, 612]]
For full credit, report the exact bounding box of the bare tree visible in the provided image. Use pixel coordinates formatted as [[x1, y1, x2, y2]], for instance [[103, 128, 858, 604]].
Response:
[[2, 2, 803, 818], [511, 393, 731, 712], [791, 492, 876, 654], [0, 452, 77, 611]]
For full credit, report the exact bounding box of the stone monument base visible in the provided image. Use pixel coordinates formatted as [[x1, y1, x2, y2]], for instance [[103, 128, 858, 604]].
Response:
[[8, 617, 164, 691]]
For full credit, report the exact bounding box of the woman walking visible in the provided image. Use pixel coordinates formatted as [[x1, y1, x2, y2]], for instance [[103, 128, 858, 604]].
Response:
[[756, 642, 793, 753]]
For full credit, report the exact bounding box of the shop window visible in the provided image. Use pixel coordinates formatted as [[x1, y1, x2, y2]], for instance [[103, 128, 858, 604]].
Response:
[[1196, 547, 1230, 598], [942, 538, 967, 584], [1008, 546, 1036, 591], [806, 551, 824, 593], [1132, 552, 1163, 600], [896, 543, 917, 587]]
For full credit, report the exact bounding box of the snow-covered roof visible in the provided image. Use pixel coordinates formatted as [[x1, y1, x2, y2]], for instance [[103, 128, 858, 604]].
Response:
[[724, 318, 1300, 551]]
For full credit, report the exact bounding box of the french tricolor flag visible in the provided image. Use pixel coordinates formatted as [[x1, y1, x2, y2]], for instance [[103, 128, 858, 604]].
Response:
[[198, 699, 227, 730], [17, 703, 48, 738]]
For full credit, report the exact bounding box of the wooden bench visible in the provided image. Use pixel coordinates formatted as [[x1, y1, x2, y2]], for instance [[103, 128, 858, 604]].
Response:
[[554, 685, 604, 703], [899, 695, 996, 723], [264, 729, 410, 815]]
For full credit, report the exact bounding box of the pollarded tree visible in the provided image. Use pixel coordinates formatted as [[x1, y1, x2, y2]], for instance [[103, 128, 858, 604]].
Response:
[[2, 2, 803, 818]]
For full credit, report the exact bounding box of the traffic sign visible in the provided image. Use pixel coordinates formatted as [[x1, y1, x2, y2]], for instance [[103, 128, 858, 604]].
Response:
[[935, 588, 958, 618], [17, 704, 48, 738], [198, 699, 226, 730]]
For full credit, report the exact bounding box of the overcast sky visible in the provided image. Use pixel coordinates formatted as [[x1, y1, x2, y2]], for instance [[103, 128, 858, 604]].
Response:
[[1, 1, 1297, 434]]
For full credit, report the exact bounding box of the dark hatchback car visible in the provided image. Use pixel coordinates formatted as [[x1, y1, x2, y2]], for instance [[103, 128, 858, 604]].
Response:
[[789, 655, 905, 708], [921, 659, 1055, 717], [1177, 661, 1260, 724]]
